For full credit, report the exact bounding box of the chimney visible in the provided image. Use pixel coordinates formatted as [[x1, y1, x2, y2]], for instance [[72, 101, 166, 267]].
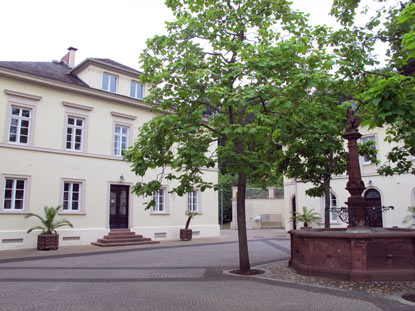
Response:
[[60, 47, 77, 68]]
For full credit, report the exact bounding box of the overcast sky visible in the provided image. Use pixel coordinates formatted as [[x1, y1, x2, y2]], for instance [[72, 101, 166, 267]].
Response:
[[0, 0, 366, 70]]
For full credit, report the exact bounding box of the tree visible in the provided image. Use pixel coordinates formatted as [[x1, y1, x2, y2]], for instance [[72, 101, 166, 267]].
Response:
[[330, 0, 415, 176], [274, 93, 349, 228], [125, 0, 333, 273]]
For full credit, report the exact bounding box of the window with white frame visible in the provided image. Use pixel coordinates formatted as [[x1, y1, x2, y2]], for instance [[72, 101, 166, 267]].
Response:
[[361, 135, 376, 164], [114, 125, 129, 156], [153, 188, 166, 212], [3, 178, 26, 210], [9, 106, 31, 144], [188, 190, 199, 212], [130, 81, 143, 99], [329, 193, 337, 222], [102, 73, 117, 93], [66, 116, 84, 151], [63, 182, 81, 211]]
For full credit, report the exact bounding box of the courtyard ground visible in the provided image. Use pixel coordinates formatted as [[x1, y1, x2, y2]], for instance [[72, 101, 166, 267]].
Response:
[[0, 229, 414, 311]]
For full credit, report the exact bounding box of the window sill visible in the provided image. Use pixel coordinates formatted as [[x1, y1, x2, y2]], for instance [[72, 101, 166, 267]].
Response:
[[65, 149, 84, 153], [59, 212, 86, 215], [150, 212, 170, 215], [0, 211, 29, 215]]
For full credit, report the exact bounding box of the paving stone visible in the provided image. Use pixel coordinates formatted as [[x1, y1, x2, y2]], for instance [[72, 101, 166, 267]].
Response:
[[261, 260, 415, 297]]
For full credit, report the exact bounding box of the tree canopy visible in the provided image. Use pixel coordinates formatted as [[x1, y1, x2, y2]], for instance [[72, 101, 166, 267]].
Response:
[[125, 0, 337, 272], [331, 0, 415, 175], [125, 0, 415, 272]]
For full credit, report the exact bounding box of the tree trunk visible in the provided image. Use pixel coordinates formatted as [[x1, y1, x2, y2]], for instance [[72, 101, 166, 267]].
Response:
[[324, 179, 331, 228], [236, 169, 250, 272]]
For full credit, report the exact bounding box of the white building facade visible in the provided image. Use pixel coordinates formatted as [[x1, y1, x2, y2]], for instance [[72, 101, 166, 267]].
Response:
[[0, 48, 219, 250], [284, 126, 415, 230]]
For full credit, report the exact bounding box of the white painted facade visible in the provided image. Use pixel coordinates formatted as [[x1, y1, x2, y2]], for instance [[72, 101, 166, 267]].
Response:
[[284, 126, 415, 230], [230, 187, 285, 230], [0, 54, 219, 250]]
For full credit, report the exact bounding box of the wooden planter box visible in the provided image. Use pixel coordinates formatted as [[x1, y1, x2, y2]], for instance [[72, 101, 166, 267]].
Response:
[[37, 233, 59, 250], [180, 229, 192, 241]]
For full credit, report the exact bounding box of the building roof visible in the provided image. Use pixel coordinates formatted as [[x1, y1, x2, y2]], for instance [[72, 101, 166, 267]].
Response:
[[89, 58, 142, 75], [0, 61, 89, 87], [69, 58, 143, 77]]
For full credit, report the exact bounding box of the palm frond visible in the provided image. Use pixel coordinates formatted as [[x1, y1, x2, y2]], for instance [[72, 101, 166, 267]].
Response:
[[25, 206, 73, 234], [27, 226, 47, 234]]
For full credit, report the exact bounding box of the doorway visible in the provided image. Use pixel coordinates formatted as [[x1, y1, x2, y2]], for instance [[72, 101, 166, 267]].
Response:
[[109, 185, 129, 229], [364, 188, 382, 227]]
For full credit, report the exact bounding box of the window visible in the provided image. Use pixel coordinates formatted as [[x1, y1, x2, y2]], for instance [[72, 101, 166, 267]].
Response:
[[130, 81, 143, 99], [4, 90, 40, 145], [188, 190, 199, 212], [3, 178, 25, 210], [153, 188, 166, 212], [102, 73, 117, 93], [63, 182, 81, 211], [66, 116, 84, 151], [329, 193, 337, 222], [361, 135, 376, 164], [9, 106, 31, 144], [114, 125, 129, 156]]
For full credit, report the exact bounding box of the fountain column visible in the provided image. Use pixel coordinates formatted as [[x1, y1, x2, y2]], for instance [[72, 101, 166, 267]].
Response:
[[342, 107, 367, 229]]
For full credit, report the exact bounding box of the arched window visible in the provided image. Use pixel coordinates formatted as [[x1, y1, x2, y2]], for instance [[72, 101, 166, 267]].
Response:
[[329, 193, 337, 222], [364, 188, 382, 227], [323, 193, 338, 222]]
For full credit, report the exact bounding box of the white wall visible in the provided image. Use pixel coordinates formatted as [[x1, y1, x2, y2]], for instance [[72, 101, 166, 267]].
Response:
[[283, 126, 415, 230], [0, 74, 219, 250]]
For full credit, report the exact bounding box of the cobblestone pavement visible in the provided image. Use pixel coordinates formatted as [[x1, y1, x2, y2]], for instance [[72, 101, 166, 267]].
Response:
[[0, 230, 413, 311], [261, 261, 415, 297]]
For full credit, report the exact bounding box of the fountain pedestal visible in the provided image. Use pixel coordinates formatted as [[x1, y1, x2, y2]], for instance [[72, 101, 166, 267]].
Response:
[[289, 107, 415, 281], [290, 228, 415, 281]]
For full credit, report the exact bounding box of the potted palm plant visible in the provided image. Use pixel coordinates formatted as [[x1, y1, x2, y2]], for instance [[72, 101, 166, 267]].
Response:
[[25, 206, 73, 250], [180, 210, 199, 241], [403, 206, 415, 228], [290, 206, 321, 228]]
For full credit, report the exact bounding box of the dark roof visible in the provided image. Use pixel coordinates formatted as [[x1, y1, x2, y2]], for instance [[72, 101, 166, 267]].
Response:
[[0, 61, 89, 87], [89, 58, 142, 75]]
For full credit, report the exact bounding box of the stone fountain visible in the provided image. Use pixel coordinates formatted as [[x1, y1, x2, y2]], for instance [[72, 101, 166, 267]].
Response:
[[289, 107, 415, 281]]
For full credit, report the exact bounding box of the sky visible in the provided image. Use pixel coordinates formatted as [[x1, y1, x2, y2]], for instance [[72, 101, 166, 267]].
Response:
[[0, 0, 375, 70]]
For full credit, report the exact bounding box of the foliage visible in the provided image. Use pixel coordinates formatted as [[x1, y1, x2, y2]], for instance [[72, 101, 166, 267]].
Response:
[[402, 206, 415, 227], [218, 173, 236, 223], [184, 210, 199, 229], [124, 0, 334, 272], [330, 0, 415, 176], [25, 206, 73, 235], [290, 206, 322, 228], [272, 84, 377, 227]]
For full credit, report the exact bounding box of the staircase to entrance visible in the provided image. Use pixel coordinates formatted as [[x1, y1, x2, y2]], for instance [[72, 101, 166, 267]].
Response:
[[91, 229, 160, 247]]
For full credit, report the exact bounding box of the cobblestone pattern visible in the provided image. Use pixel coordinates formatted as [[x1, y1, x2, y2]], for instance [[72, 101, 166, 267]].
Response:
[[0, 281, 383, 311], [0, 236, 409, 311], [262, 261, 415, 296]]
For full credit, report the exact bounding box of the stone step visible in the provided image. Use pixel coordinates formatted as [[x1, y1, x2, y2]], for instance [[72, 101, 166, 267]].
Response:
[[97, 237, 151, 244], [108, 231, 136, 236], [91, 240, 160, 247], [104, 234, 144, 239], [92, 229, 159, 247]]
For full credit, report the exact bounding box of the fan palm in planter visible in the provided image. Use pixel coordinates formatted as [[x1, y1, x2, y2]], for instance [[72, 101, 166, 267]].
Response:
[[25, 206, 73, 250], [290, 206, 321, 228], [180, 210, 199, 241], [403, 206, 415, 228]]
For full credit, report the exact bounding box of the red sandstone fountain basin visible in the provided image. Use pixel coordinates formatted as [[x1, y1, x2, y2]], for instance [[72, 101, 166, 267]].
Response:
[[289, 228, 415, 281]]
